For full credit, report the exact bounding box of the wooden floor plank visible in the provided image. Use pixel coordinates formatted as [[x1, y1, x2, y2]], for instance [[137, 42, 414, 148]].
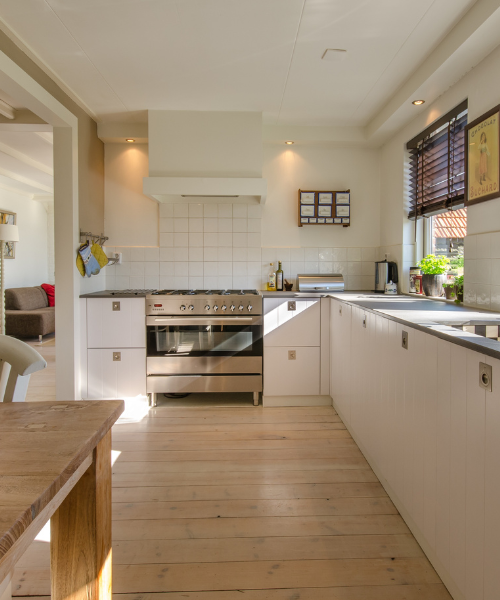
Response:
[[111, 497, 397, 520], [112, 514, 412, 540], [112, 457, 369, 474], [133, 414, 343, 425], [111, 429, 352, 442], [111, 469, 379, 487], [112, 482, 388, 502], [114, 422, 347, 433]]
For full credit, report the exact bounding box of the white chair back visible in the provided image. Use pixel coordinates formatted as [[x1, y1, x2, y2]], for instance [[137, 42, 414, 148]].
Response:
[[0, 335, 47, 402]]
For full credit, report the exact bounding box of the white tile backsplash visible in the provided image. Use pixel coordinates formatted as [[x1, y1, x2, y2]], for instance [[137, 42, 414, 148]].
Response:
[[464, 231, 500, 308], [112, 204, 382, 291]]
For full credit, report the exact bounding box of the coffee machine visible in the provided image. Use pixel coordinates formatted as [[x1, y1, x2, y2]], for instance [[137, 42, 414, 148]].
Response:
[[374, 260, 398, 293]]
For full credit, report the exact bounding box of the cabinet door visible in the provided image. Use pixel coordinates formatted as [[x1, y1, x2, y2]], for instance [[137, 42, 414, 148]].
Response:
[[264, 299, 320, 347], [87, 298, 145, 348], [87, 348, 146, 399], [264, 346, 320, 396]]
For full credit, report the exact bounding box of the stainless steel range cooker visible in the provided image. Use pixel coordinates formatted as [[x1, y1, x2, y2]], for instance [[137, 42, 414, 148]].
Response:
[[145, 290, 263, 406]]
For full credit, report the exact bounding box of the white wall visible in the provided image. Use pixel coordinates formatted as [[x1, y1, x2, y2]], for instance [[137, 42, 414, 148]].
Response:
[[379, 44, 500, 299], [0, 190, 48, 288], [104, 143, 158, 247]]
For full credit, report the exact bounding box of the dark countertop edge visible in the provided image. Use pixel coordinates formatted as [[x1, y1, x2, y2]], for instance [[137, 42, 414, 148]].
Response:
[[80, 292, 148, 298], [328, 293, 500, 361]]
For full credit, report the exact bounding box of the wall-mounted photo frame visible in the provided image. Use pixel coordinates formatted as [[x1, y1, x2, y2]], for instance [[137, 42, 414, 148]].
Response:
[[342, 218, 350, 224], [336, 192, 350, 204], [0, 210, 16, 259], [309, 218, 317, 223], [326, 218, 333, 223], [465, 104, 500, 206], [318, 192, 333, 204], [300, 191, 315, 204], [336, 205, 350, 217], [300, 217, 309, 224], [300, 205, 315, 217], [318, 205, 332, 217], [334, 218, 342, 223], [317, 218, 325, 223]]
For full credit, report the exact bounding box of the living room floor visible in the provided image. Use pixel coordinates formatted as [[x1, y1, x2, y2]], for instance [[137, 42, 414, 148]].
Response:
[[25, 334, 55, 402]]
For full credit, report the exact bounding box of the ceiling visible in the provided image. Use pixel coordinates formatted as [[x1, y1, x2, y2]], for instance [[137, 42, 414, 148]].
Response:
[[0, 0, 484, 128]]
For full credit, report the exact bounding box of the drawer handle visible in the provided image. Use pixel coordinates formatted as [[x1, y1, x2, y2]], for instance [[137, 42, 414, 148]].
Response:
[[113, 352, 121, 362]]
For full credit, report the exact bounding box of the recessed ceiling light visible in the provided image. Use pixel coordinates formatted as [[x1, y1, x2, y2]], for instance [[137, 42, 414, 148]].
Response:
[[322, 49, 347, 62], [126, 138, 135, 142], [285, 141, 294, 145], [412, 100, 425, 106]]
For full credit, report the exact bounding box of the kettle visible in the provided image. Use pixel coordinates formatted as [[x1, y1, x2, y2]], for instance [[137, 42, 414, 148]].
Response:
[[374, 260, 398, 293], [384, 280, 398, 295]]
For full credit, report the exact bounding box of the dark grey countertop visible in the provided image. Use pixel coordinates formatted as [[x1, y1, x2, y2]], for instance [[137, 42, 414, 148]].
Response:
[[80, 290, 152, 298], [328, 291, 500, 360]]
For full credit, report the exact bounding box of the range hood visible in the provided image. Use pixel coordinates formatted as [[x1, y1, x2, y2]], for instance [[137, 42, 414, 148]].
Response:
[[143, 111, 266, 204]]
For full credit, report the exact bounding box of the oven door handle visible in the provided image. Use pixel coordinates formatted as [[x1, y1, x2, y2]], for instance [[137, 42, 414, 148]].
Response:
[[148, 317, 258, 325]]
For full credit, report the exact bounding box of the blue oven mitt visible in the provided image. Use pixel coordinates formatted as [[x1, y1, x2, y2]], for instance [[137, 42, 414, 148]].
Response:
[[78, 243, 101, 277]]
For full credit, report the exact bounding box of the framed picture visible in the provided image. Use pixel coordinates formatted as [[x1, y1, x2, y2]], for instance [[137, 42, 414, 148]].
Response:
[[317, 218, 325, 223], [326, 218, 334, 223], [300, 205, 315, 217], [300, 217, 309, 224], [300, 191, 315, 204], [336, 192, 350, 204], [342, 218, 350, 224], [318, 192, 333, 204], [318, 205, 332, 217], [334, 218, 342, 223], [309, 218, 317, 223], [336, 205, 350, 217], [0, 210, 16, 259], [465, 104, 500, 206]]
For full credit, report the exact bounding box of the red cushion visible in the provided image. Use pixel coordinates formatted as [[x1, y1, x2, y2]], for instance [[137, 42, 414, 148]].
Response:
[[41, 283, 55, 307]]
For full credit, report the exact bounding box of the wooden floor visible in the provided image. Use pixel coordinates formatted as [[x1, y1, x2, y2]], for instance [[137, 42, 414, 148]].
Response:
[[12, 393, 452, 599], [24, 335, 56, 403]]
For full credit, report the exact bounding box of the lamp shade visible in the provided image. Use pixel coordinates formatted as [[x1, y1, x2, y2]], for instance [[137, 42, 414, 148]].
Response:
[[0, 224, 19, 242]]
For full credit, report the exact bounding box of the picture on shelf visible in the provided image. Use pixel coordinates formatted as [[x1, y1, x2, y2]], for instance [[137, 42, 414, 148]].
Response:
[[318, 192, 333, 204], [0, 210, 16, 259], [318, 205, 332, 217], [336, 205, 350, 217], [336, 192, 350, 204], [300, 191, 315, 204]]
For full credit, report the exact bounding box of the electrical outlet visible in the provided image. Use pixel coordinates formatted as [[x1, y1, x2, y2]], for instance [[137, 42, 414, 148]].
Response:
[[402, 330, 408, 350], [288, 350, 296, 360]]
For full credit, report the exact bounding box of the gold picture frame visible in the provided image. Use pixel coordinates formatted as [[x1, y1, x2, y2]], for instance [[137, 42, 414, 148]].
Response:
[[0, 210, 16, 259], [465, 104, 500, 206]]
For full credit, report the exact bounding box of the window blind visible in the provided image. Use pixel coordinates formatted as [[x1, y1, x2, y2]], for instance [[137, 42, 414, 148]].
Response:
[[407, 100, 468, 219]]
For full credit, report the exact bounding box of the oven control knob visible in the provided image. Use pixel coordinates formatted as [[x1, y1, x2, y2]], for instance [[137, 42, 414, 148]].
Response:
[[247, 304, 253, 312], [238, 304, 244, 312], [230, 304, 236, 312], [188, 305, 194, 311], [180, 305, 186, 311], [204, 304, 210, 311], [213, 304, 219, 312], [221, 305, 227, 311]]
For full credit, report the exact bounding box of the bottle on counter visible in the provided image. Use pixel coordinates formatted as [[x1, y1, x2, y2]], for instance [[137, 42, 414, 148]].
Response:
[[276, 261, 284, 291], [267, 263, 276, 291]]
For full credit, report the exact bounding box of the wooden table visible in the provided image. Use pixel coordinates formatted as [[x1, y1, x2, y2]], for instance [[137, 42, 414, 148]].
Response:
[[0, 400, 124, 600]]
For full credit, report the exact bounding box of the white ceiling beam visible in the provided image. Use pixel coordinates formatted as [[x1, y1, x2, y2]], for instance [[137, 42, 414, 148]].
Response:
[[34, 132, 53, 144], [366, 0, 500, 144], [0, 141, 52, 175], [0, 166, 52, 193], [0, 98, 15, 119], [0, 181, 34, 197]]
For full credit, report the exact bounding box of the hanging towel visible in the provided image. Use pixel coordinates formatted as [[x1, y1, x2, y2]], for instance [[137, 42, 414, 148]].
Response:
[[78, 242, 101, 277], [92, 243, 109, 269], [76, 244, 87, 277]]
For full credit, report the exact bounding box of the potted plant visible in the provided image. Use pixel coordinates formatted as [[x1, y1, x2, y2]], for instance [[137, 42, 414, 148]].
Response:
[[417, 254, 450, 297], [454, 275, 464, 304], [443, 281, 455, 300]]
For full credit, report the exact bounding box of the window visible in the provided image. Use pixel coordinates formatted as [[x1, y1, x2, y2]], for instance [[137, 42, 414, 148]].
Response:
[[428, 208, 465, 276], [407, 100, 468, 218]]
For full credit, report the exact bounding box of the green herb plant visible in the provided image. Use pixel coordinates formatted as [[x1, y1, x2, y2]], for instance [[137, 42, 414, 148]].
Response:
[[454, 275, 464, 304], [418, 254, 450, 275]]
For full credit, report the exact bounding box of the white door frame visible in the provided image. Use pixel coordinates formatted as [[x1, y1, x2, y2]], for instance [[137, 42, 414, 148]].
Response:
[[0, 50, 80, 400]]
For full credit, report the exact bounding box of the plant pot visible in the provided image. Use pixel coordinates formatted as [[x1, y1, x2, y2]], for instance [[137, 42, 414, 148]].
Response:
[[443, 285, 455, 300], [456, 291, 464, 303], [421, 273, 447, 297]]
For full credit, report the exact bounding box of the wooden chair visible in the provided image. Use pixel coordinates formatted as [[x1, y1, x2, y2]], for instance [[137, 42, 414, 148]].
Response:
[[0, 335, 47, 402]]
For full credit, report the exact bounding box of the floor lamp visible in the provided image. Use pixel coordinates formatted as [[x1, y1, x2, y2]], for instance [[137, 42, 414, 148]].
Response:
[[0, 224, 19, 335]]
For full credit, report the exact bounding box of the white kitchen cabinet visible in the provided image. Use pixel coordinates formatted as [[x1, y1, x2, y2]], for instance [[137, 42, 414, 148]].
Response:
[[87, 348, 146, 399], [264, 347, 320, 396], [263, 296, 328, 404], [329, 295, 500, 600], [264, 298, 320, 347], [83, 297, 146, 400], [87, 298, 145, 348]]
